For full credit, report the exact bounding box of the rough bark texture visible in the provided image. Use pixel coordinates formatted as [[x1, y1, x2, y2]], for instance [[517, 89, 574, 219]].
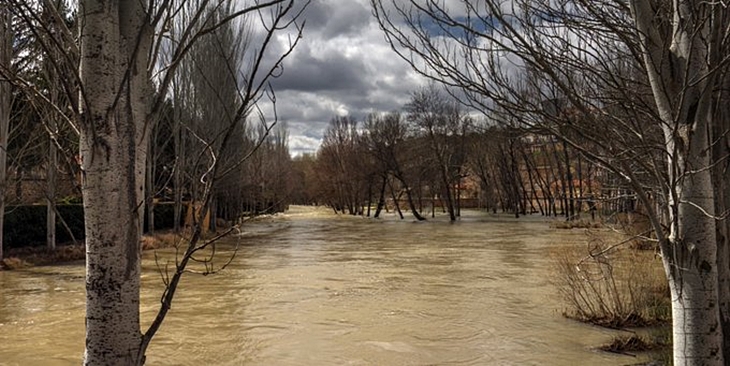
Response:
[[0, 4, 11, 260], [631, 1, 725, 364], [80, 0, 144, 364], [713, 69, 730, 362], [666, 116, 722, 364]]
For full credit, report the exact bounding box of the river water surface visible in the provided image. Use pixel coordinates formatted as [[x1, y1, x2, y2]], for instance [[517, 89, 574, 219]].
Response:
[[0, 206, 642, 365]]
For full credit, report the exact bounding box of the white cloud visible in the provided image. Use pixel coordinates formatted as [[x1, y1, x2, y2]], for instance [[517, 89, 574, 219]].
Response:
[[288, 134, 322, 156]]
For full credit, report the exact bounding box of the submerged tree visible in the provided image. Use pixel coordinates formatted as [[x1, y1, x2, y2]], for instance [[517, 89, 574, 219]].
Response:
[[363, 111, 426, 220], [405, 85, 470, 221]]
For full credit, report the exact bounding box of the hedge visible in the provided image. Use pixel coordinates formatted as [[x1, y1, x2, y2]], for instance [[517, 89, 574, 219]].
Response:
[[3, 203, 179, 248]]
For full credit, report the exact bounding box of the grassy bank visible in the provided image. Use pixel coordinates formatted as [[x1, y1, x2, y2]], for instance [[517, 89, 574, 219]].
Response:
[[0, 231, 181, 270]]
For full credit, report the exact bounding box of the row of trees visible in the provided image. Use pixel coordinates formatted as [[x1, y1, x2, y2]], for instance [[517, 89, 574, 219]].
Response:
[[298, 85, 603, 222], [370, 0, 730, 364], [0, 2, 296, 249], [1, 1, 305, 364]]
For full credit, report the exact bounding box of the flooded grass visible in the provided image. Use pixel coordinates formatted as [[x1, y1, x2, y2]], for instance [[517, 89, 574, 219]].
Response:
[[550, 232, 670, 328], [600, 328, 672, 365], [550, 225, 672, 365], [601, 334, 654, 353], [550, 219, 603, 229], [0, 256, 31, 270]]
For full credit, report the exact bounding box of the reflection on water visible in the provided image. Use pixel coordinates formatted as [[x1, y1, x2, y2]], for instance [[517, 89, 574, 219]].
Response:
[[0, 206, 640, 365]]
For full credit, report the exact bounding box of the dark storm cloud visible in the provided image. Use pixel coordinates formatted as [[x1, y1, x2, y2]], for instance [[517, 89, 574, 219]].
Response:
[[265, 0, 427, 155], [272, 44, 370, 92], [303, 0, 371, 39]]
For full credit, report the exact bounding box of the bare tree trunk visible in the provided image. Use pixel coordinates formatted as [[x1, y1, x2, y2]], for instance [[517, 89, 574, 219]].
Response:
[[399, 179, 426, 221], [666, 140, 722, 366], [47, 134, 57, 250], [550, 139, 567, 217], [522, 149, 544, 215], [173, 105, 183, 233], [0, 3, 10, 260], [146, 135, 154, 234], [366, 175, 373, 217], [576, 153, 583, 213], [712, 67, 730, 362], [388, 179, 404, 219], [562, 141, 575, 220], [455, 176, 461, 217], [373, 175, 387, 218], [43, 0, 62, 251], [209, 199, 216, 232], [132, 28, 153, 239], [441, 176, 456, 220], [80, 1, 146, 364]]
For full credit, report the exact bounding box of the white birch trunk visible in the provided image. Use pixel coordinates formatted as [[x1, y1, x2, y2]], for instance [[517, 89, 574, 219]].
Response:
[[667, 113, 722, 364], [44, 0, 62, 252], [80, 0, 145, 364], [0, 4, 11, 260], [173, 107, 183, 233], [146, 136, 154, 235], [631, 1, 724, 364]]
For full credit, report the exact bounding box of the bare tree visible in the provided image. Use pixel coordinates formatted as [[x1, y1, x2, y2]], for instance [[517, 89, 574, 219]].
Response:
[[6, 0, 307, 364], [372, 1, 730, 363], [317, 116, 369, 215], [405, 85, 470, 221], [363, 111, 426, 220], [0, 3, 9, 260], [140, 2, 307, 364]]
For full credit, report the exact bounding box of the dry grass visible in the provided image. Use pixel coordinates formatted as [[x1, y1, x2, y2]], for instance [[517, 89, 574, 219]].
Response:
[[551, 219, 603, 229], [600, 334, 655, 353], [607, 212, 656, 251], [141, 232, 181, 250], [550, 232, 670, 328], [600, 329, 672, 363], [1, 257, 31, 270]]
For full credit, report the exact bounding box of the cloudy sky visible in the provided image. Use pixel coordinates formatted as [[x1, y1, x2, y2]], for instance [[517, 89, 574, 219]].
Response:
[[268, 0, 428, 156]]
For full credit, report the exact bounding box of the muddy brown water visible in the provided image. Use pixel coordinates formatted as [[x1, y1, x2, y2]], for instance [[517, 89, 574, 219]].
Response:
[[0, 206, 644, 365]]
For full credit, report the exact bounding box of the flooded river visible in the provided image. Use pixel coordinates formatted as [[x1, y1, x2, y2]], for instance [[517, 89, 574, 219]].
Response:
[[0, 206, 641, 365]]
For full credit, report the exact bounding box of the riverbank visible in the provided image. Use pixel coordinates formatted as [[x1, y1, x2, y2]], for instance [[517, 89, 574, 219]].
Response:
[[0, 231, 180, 270]]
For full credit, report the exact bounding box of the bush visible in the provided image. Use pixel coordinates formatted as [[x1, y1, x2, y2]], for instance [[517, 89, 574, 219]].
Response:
[[551, 231, 670, 327]]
